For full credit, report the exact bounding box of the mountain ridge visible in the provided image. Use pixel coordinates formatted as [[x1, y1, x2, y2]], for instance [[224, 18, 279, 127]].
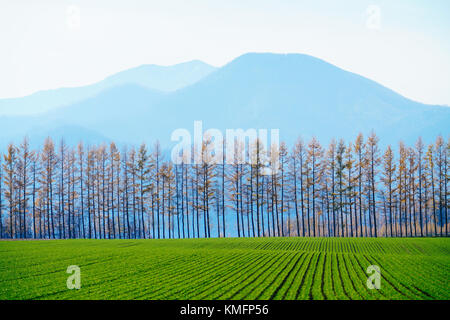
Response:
[[0, 60, 216, 116], [0, 52, 448, 150]]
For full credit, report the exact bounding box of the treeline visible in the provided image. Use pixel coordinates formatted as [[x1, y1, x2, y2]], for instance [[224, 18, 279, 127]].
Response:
[[0, 132, 448, 239]]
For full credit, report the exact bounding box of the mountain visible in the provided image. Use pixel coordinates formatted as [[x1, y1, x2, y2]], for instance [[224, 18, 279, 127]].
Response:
[[99, 60, 217, 92], [0, 115, 109, 150], [46, 84, 165, 144], [0, 53, 448, 150], [0, 60, 216, 116], [149, 53, 449, 146]]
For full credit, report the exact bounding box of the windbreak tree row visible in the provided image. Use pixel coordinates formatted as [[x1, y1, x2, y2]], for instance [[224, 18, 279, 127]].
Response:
[[0, 132, 448, 239]]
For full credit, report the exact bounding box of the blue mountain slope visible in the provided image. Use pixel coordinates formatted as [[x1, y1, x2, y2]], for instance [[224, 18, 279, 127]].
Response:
[[146, 53, 449, 146], [27, 125, 111, 149], [0, 60, 216, 116], [100, 60, 217, 93], [46, 84, 164, 143], [0, 121, 109, 150], [0, 53, 448, 150]]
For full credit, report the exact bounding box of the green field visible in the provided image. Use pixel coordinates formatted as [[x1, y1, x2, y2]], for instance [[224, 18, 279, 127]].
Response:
[[0, 237, 449, 300]]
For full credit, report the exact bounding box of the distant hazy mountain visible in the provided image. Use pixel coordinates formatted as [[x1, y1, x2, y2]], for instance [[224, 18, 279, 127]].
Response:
[[0, 60, 216, 116], [149, 53, 449, 147], [100, 60, 217, 92], [0, 53, 448, 150]]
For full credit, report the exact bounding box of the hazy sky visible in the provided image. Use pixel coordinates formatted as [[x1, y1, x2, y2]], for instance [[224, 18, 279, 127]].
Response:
[[1, 0, 449, 105]]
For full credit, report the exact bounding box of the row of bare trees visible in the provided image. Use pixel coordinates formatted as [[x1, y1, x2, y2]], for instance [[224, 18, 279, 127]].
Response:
[[0, 133, 448, 239]]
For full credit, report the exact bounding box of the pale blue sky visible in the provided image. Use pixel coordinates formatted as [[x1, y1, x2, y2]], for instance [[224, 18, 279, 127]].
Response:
[[1, 0, 449, 105]]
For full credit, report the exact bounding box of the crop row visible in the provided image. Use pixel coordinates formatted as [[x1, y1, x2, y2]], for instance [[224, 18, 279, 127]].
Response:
[[0, 238, 448, 300]]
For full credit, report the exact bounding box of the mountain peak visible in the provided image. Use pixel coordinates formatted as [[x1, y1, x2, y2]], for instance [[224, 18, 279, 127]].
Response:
[[0, 52, 448, 150], [229, 52, 329, 67], [0, 59, 217, 116]]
